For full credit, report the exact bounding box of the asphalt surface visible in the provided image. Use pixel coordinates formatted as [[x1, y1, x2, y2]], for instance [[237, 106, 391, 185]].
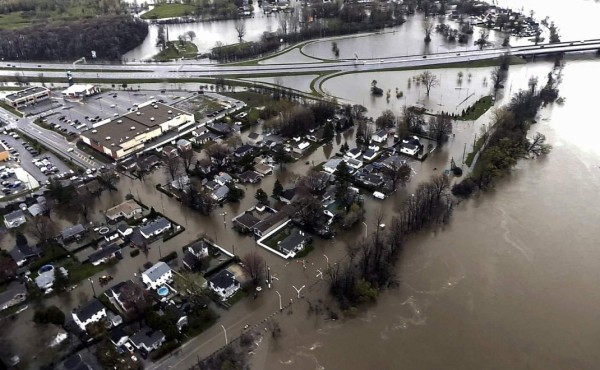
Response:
[[1, 40, 599, 82], [0, 133, 71, 182], [0, 108, 102, 169]]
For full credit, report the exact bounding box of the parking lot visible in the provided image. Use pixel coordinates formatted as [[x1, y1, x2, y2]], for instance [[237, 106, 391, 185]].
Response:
[[0, 133, 72, 184], [38, 90, 195, 136]]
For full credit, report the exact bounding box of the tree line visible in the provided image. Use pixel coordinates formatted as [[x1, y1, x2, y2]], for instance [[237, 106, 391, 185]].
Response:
[[0, 16, 148, 61], [452, 64, 561, 197], [328, 175, 453, 309], [211, 3, 405, 62]]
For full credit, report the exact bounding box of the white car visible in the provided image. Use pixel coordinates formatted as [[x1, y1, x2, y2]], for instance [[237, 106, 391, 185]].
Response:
[[124, 342, 134, 353], [67, 148, 74, 152]]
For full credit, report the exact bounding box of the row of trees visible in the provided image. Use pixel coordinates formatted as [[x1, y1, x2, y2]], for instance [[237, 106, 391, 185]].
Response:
[[328, 175, 453, 308], [0, 16, 148, 61], [452, 65, 560, 197], [211, 3, 405, 62]]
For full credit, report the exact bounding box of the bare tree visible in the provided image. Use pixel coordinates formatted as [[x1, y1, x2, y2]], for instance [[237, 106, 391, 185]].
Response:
[[164, 156, 183, 182], [241, 251, 265, 286], [418, 71, 439, 96], [383, 161, 412, 190], [289, 13, 300, 33], [527, 132, 552, 156], [375, 109, 396, 130], [98, 170, 119, 191], [180, 149, 196, 171], [490, 67, 506, 90], [205, 142, 231, 167], [119, 281, 150, 319], [301, 170, 328, 194], [475, 28, 489, 49], [279, 13, 289, 35], [234, 20, 246, 43], [224, 134, 242, 149], [186, 30, 196, 42], [428, 114, 453, 143], [27, 216, 59, 245], [423, 19, 434, 43]]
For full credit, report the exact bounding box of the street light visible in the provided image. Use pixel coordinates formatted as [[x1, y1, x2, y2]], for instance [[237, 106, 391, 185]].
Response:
[[88, 278, 96, 297], [323, 254, 329, 268], [361, 221, 368, 238], [292, 285, 305, 299], [275, 291, 282, 311], [220, 325, 228, 345]]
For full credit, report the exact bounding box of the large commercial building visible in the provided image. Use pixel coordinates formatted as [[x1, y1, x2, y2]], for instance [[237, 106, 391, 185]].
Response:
[[79, 101, 194, 160], [2, 87, 51, 108]]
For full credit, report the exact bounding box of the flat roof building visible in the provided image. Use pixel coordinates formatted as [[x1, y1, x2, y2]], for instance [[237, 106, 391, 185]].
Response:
[[61, 84, 101, 99], [79, 101, 193, 160], [3, 86, 51, 108]]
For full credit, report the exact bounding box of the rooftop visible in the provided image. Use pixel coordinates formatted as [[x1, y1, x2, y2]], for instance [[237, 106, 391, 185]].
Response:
[[88, 243, 120, 264], [139, 217, 170, 236], [143, 261, 171, 283], [279, 228, 309, 254], [81, 102, 190, 148], [61, 224, 86, 240], [73, 298, 105, 323], [209, 269, 238, 290], [106, 199, 142, 218], [4, 209, 25, 222], [4, 86, 49, 101], [130, 327, 165, 347]]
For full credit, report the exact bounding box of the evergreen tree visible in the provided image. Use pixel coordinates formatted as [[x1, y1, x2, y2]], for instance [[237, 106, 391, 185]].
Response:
[[272, 180, 283, 198]]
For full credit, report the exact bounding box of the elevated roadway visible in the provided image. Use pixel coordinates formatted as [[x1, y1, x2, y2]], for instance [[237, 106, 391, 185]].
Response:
[[1, 39, 599, 81]]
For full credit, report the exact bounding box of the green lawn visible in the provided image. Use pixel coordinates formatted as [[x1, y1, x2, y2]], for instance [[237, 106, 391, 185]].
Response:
[[141, 4, 196, 19], [0, 101, 23, 117], [465, 134, 488, 167], [456, 96, 494, 121], [62, 258, 118, 285], [153, 41, 199, 62], [221, 91, 277, 108]]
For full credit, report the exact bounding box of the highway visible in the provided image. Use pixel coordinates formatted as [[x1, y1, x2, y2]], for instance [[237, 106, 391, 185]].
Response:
[[1, 38, 598, 173], [2, 39, 599, 81]]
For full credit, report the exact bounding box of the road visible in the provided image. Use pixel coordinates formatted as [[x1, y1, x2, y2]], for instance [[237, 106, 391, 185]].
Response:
[[2, 40, 600, 82], [0, 108, 102, 169]]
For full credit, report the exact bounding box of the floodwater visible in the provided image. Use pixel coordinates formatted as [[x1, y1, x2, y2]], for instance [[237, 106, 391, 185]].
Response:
[[249, 3, 600, 367]]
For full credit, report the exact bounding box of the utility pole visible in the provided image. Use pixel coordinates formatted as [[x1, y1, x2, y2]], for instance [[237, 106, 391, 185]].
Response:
[[292, 285, 305, 299], [88, 278, 96, 298], [275, 291, 282, 311]]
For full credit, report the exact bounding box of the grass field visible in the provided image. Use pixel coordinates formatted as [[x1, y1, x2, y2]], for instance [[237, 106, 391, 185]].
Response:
[[153, 41, 198, 62], [141, 3, 196, 19], [457, 96, 494, 121]]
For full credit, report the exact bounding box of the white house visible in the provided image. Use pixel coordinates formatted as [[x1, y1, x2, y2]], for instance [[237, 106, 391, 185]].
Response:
[[208, 270, 240, 301], [72, 299, 107, 331], [400, 143, 420, 156], [105, 199, 143, 221], [294, 141, 310, 154], [142, 261, 173, 290], [371, 129, 388, 144], [344, 148, 362, 160], [139, 217, 171, 239], [130, 327, 166, 352], [323, 158, 343, 174], [4, 210, 26, 229]]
